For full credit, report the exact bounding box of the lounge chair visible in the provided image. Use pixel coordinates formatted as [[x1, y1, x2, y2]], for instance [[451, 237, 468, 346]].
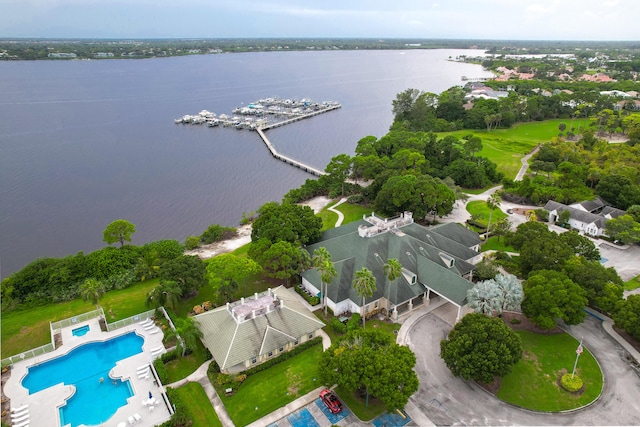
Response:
[[12, 413, 29, 423], [138, 371, 150, 380], [13, 420, 30, 427], [136, 364, 149, 372], [128, 415, 136, 425], [149, 327, 160, 335], [143, 323, 156, 331], [10, 405, 28, 413], [139, 318, 153, 327], [133, 413, 143, 422]]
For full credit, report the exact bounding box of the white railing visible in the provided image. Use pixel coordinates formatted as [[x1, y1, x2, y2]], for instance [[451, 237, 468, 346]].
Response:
[[2, 307, 166, 367], [1, 342, 55, 367], [106, 309, 156, 332], [50, 308, 104, 334]]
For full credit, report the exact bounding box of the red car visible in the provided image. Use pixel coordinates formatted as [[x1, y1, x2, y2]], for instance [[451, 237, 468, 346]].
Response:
[[320, 389, 343, 414]]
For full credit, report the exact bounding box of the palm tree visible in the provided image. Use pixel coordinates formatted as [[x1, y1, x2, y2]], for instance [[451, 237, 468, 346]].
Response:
[[79, 278, 105, 309], [466, 280, 502, 316], [165, 317, 204, 357], [146, 281, 182, 313], [383, 258, 402, 317], [485, 191, 502, 239], [352, 267, 376, 328], [494, 273, 523, 312], [313, 247, 337, 316]]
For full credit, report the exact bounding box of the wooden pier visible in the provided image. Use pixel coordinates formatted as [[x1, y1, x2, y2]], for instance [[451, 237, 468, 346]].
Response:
[[176, 98, 340, 177], [255, 128, 326, 177], [260, 104, 341, 130]]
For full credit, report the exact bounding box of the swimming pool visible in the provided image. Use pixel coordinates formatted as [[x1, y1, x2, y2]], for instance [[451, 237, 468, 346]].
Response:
[[71, 325, 90, 337], [21, 331, 144, 427]]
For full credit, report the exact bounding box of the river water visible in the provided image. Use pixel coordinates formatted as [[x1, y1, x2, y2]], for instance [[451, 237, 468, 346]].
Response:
[[0, 49, 492, 276]]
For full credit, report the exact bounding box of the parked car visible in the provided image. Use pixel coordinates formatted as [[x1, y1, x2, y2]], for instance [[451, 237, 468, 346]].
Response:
[[506, 208, 513, 214], [320, 389, 343, 414]]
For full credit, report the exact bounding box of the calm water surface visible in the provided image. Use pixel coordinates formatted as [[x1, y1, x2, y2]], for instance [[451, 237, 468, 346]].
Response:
[[0, 49, 491, 275]]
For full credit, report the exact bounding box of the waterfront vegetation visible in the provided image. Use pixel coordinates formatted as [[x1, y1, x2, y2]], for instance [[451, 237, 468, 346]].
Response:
[[497, 331, 603, 411]]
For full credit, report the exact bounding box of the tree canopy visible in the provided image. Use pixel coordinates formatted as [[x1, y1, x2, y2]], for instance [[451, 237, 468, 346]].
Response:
[[250, 201, 322, 246], [318, 329, 419, 412], [521, 270, 588, 330], [440, 313, 523, 384], [103, 219, 136, 247]]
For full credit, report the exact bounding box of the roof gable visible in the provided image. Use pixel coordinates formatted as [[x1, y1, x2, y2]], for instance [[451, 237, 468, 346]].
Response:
[[195, 286, 324, 370], [304, 218, 476, 307]]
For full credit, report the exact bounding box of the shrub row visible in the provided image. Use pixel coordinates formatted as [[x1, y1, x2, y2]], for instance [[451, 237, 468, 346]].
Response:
[[154, 358, 169, 384], [157, 387, 189, 427], [294, 285, 320, 306]]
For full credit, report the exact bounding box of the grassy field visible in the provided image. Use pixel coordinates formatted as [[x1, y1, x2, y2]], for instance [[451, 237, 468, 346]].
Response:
[[219, 344, 323, 426], [466, 200, 508, 227], [164, 341, 211, 383], [624, 275, 640, 291], [319, 200, 371, 230], [173, 382, 223, 427], [481, 236, 516, 253], [439, 119, 568, 180], [497, 331, 603, 411], [1, 279, 159, 358]]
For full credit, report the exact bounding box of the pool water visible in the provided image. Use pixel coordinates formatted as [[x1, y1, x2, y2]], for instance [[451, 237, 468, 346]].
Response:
[[71, 325, 90, 337], [22, 331, 144, 427]]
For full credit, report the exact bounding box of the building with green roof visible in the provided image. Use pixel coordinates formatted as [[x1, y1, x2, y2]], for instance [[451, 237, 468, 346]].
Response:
[[301, 212, 481, 322], [195, 286, 324, 373]]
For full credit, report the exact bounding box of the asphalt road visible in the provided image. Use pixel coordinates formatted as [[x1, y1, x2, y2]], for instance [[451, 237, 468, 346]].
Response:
[[405, 312, 640, 426]]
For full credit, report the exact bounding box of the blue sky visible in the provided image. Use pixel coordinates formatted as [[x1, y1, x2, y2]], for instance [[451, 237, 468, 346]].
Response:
[[2, 0, 639, 40]]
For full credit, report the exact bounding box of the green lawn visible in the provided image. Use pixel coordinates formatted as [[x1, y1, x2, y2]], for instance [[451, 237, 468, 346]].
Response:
[[335, 385, 386, 421], [335, 203, 373, 225], [481, 236, 516, 253], [439, 119, 568, 179], [1, 279, 159, 358], [497, 331, 603, 411], [466, 200, 508, 227], [173, 382, 222, 427], [219, 344, 323, 426], [319, 201, 372, 230], [164, 341, 211, 383], [624, 275, 640, 291]]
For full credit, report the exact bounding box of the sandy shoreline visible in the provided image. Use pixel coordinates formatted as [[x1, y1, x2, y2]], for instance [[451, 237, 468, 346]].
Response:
[[184, 196, 334, 260]]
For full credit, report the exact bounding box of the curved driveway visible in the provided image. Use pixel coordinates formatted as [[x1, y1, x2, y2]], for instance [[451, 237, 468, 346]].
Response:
[[403, 311, 640, 426]]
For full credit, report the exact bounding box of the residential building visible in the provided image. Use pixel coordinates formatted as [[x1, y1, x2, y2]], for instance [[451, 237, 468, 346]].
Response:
[[195, 286, 324, 374], [301, 212, 481, 323], [544, 200, 626, 236]]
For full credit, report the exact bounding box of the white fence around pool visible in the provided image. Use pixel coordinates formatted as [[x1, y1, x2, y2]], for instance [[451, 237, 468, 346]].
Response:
[[1, 307, 170, 367]]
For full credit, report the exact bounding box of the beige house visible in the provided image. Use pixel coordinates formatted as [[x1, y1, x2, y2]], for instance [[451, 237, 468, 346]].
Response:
[[195, 286, 324, 373]]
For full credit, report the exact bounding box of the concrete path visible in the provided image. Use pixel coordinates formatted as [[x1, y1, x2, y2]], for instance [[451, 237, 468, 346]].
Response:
[[166, 360, 235, 427], [328, 197, 348, 227], [515, 144, 541, 181]]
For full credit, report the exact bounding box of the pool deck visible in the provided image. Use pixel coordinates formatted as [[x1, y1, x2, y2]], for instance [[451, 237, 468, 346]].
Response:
[[3, 317, 172, 427]]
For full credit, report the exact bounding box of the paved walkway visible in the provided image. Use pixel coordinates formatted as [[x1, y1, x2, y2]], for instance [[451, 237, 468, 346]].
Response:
[[328, 197, 348, 227]]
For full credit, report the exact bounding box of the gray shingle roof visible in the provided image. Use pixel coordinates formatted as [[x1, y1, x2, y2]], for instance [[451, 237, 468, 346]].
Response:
[[195, 286, 324, 371], [544, 200, 606, 228], [303, 219, 477, 307], [600, 206, 627, 219], [428, 222, 482, 249]]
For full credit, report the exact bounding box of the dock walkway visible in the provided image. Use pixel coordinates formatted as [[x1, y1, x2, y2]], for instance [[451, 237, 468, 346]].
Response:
[[255, 128, 326, 177]]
